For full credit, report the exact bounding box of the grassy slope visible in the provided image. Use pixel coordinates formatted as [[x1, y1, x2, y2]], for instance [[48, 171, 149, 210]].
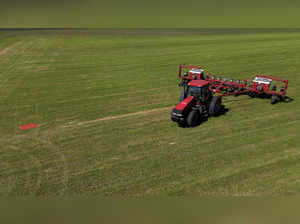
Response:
[[0, 29, 299, 196]]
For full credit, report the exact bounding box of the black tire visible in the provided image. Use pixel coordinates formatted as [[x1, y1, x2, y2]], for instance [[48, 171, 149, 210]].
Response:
[[234, 90, 239, 97], [271, 95, 278, 105], [186, 110, 199, 127], [248, 92, 256, 98], [179, 90, 186, 102], [209, 96, 222, 116]]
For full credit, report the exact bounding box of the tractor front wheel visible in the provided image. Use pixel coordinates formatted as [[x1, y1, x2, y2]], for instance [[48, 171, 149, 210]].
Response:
[[209, 96, 222, 116], [187, 110, 200, 127], [248, 92, 256, 98]]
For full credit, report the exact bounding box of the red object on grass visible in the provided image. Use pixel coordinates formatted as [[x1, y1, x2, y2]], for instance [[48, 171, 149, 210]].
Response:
[[19, 123, 39, 130]]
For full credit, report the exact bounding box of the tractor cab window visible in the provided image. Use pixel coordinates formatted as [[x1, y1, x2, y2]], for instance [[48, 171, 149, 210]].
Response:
[[188, 85, 209, 99], [188, 86, 203, 97]]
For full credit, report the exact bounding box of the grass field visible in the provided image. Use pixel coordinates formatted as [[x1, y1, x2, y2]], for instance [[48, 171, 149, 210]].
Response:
[[0, 29, 299, 196], [2, 1, 300, 28]]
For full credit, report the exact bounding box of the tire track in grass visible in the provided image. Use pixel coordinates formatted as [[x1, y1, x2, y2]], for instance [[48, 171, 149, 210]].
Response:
[[0, 40, 35, 95], [101, 132, 299, 196], [12, 108, 296, 174], [47, 105, 298, 167], [0, 135, 69, 196], [81, 112, 299, 179], [66, 137, 298, 195], [32, 136, 69, 195], [73, 136, 297, 196], [2, 110, 297, 195], [64, 106, 171, 127], [55, 120, 299, 183], [75, 107, 299, 143], [0, 41, 24, 56], [0, 40, 37, 136], [193, 154, 300, 196]]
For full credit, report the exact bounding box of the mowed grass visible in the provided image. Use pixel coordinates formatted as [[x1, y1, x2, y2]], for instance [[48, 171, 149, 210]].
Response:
[[0, 29, 299, 196]]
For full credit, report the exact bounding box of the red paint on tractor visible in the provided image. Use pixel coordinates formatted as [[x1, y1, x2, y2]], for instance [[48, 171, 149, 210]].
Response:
[[188, 80, 209, 87], [19, 123, 39, 130], [174, 96, 194, 111]]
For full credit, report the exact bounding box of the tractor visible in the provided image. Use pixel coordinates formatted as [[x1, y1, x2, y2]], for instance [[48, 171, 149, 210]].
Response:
[[171, 71, 222, 127], [171, 65, 289, 127]]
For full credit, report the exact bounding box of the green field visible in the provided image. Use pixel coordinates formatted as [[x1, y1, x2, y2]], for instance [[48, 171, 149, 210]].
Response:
[[2, 1, 300, 28], [0, 29, 299, 196]]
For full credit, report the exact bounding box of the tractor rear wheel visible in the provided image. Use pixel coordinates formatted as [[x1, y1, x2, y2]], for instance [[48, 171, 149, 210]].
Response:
[[187, 110, 199, 127], [271, 95, 278, 104], [209, 96, 222, 116]]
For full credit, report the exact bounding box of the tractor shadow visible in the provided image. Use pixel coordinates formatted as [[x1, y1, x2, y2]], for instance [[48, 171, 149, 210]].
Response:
[[283, 96, 294, 103], [249, 94, 294, 104], [218, 105, 229, 116], [227, 94, 294, 104]]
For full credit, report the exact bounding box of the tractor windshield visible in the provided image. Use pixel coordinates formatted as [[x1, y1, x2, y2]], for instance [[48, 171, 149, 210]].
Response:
[[188, 86, 202, 96]]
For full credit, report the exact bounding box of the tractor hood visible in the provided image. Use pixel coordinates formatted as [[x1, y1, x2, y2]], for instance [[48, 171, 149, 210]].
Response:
[[174, 96, 194, 111]]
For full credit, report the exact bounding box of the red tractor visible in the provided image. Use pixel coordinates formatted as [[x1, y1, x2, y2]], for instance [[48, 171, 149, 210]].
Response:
[[171, 65, 289, 127], [171, 65, 223, 127]]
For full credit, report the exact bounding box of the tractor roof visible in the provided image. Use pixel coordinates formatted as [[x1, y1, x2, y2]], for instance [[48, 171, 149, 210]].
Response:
[[188, 80, 209, 87], [253, 76, 272, 85], [190, 68, 204, 74]]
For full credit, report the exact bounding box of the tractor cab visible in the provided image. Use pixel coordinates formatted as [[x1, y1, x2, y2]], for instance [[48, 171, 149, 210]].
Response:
[[185, 68, 205, 80], [187, 80, 211, 101], [172, 77, 221, 127]]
